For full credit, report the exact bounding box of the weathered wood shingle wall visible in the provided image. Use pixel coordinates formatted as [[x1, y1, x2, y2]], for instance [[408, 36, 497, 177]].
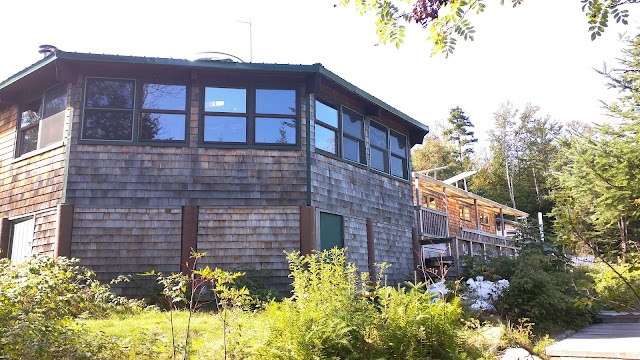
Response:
[[71, 207, 182, 293], [198, 207, 300, 291], [32, 209, 58, 256]]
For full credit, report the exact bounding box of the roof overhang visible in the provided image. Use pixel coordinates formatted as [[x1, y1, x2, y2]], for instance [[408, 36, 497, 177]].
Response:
[[413, 172, 529, 218], [0, 51, 429, 144]]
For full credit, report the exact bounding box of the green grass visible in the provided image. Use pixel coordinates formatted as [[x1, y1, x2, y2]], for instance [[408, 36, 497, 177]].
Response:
[[81, 309, 233, 359]]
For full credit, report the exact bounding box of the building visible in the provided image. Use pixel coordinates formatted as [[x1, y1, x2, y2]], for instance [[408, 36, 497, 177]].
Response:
[[0, 50, 429, 294], [413, 172, 528, 276]]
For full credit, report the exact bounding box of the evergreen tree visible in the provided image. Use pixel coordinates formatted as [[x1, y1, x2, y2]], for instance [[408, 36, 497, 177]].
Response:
[[442, 106, 477, 172]]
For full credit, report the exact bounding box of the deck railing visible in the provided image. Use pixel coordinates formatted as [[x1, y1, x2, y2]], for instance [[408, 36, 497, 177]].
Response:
[[419, 206, 449, 238], [459, 227, 517, 248]]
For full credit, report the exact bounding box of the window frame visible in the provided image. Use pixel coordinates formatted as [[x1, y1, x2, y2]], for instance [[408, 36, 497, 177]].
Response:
[[15, 83, 68, 157], [340, 105, 366, 165], [80, 77, 190, 146], [480, 212, 490, 226], [200, 83, 300, 149], [459, 204, 472, 221], [369, 120, 410, 180], [314, 99, 340, 156]]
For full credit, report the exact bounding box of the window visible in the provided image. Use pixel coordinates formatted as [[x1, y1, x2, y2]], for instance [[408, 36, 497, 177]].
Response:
[[314, 100, 338, 154], [9, 217, 34, 263], [341, 107, 365, 164], [480, 212, 490, 226], [422, 195, 437, 209], [459, 205, 472, 221], [319, 212, 344, 251], [82, 78, 187, 142], [16, 83, 67, 156], [203, 86, 297, 146], [369, 121, 409, 180]]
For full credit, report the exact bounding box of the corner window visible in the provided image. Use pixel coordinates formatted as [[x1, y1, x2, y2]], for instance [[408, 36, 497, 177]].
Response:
[[17, 83, 67, 156], [82, 78, 187, 143], [314, 100, 338, 154], [459, 205, 472, 221], [203, 87, 297, 146]]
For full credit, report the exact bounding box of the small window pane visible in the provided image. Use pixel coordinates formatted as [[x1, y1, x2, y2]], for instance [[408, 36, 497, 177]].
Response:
[[82, 110, 133, 140], [315, 124, 337, 154], [256, 89, 296, 115], [204, 87, 246, 113], [370, 147, 387, 172], [204, 116, 247, 143], [315, 101, 338, 128], [43, 83, 67, 118], [391, 155, 408, 179], [342, 108, 364, 138], [370, 123, 388, 149], [85, 79, 134, 109], [21, 99, 42, 128], [255, 117, 296, 144], [343, 137, 364, 164], [142, 84, 186, 110], [390, 131, 407, 157], [19, 127, 38, 154], [139, 113, 186, 141]]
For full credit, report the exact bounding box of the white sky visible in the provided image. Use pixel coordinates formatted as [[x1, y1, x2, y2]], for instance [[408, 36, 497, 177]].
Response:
[[0, 0, 634, 147]]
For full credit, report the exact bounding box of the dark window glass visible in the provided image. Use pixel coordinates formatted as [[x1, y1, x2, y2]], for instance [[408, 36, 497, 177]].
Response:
[[391, 155, 408, 179], [85, 79, 134, 109], [315, 101, 338, 128], [370, 123, 388, 148], [204, 116, 247, 143], [43, 83, 67, 118], [370, 147, 387, 172], [204, 87, 246, 113], [315, 124, 337, 154], [82, 110, 133, 140], [255, 117, 296, 144], [256, 89, 296, 115], [139, 113, 186, 141], [343, 137, 364, 163], [342, 108, 364, 138], [19, 127, 38, 154], [390, 131, 407, 156], [142, 84, 186, 110]]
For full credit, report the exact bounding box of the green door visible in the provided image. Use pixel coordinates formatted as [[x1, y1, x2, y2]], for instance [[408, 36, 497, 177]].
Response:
[[320, 212, 344, 251]]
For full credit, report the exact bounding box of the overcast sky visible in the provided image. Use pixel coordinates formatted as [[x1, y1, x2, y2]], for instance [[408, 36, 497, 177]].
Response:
[[1, 0, 634, 147]]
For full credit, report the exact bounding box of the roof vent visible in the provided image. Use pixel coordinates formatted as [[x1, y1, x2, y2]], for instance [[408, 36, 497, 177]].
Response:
[[190, 51, 244, 63], [38, 44, 58, 58]]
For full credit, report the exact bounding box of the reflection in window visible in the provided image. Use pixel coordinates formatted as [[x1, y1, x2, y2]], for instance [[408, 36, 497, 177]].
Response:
[[368, 122, 409, 180], [256, 89, 295, 115], [83, 78, 135, 141], [342, 107, 365, 164], [390, 130, 408, 179], [314, 100, 338, 155], [204, 116, 247, 143], [204, 87, 246, 113], [17, 83, 67, 156], [369, 122, 389, 173], [139, 84, 187, 142], [255, 118, 296, 144]]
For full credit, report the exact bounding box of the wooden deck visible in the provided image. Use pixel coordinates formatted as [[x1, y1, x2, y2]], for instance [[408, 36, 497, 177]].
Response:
[[546, 322, 640, 359]]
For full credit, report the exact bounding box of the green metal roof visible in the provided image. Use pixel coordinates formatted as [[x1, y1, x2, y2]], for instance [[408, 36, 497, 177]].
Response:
[[0, 51, 429, 134]]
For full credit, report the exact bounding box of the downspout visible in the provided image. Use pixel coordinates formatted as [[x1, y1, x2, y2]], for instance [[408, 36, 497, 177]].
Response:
[[305, 94, 312, 206]]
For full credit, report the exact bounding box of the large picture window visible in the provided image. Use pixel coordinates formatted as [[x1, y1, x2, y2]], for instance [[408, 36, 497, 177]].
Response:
[[17, 83, 67, 156], [82, 78, 187, 143], [203, 86, 297, 146]]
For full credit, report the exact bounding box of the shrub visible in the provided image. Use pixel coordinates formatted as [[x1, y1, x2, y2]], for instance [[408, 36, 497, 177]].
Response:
[[496, 244, 594, 334], [0, 255, 135, 359], [589, 262, 640, 311], [461, 255, 517, 282]]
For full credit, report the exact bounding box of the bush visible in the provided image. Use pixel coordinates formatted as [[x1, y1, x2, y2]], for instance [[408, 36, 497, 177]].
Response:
[[495, 244, 594, 334], [461, 255, 517, 282], [247, 248, 472, 360], [590, 262, 640, 311], [0, 255, 141, 359]]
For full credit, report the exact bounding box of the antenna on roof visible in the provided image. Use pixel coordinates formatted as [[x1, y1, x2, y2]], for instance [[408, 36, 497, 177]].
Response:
[[190, 52, 245, 63], [38, 45, 58, 58]]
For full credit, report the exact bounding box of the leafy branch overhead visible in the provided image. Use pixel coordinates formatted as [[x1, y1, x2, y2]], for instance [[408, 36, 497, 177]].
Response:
[[340, 0, 636, 56]]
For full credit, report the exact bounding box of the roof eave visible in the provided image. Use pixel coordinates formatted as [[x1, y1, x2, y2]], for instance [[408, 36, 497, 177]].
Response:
[[0, 53, 57, 91]]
